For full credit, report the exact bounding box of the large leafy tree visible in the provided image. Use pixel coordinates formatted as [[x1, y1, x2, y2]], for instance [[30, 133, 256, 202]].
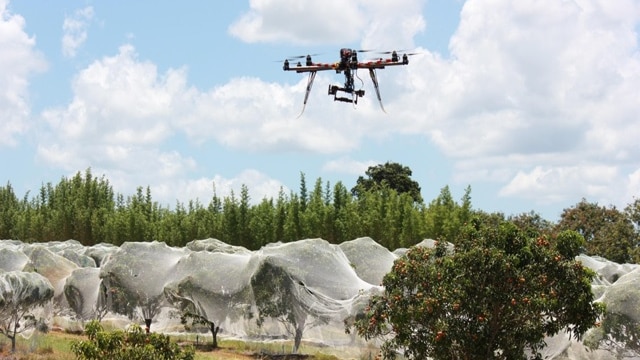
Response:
[[556, 199, 638, 263], [251, 262, 331, 353], [351, 218, 605, 360], [352, 162, 423, 203]]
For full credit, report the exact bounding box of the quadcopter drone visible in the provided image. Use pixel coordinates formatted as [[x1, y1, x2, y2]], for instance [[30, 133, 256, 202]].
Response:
[[282, 48, 412, 116]]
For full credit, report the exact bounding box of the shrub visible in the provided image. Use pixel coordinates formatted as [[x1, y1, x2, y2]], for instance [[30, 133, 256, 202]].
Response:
[[71, 320, 194, 360]]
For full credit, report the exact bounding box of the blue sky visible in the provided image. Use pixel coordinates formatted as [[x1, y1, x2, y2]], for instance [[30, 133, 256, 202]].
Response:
[[1, 0, 639, 222]]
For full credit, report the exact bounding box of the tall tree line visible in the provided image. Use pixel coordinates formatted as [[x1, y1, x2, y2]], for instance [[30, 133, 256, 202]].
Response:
[[2, 168, 639, 261], [0, 169, 472, 250]]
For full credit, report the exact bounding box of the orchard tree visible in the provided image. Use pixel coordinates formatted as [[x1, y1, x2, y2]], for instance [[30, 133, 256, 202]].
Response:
[[352, 162, 423, 203], [0, 271, 55, 353], [351, 218, 605, 360], [251, 262, 331, 353]]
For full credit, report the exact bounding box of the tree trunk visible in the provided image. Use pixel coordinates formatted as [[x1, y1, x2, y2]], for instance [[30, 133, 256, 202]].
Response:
[[293, 325, 304, 354], [10, 334, 16, 353], [209, 321, 220, 349], [144, 318, 152, 333]]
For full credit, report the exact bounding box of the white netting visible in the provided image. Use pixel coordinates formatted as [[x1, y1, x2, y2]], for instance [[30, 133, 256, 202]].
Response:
[[1, 238, 640, 359]]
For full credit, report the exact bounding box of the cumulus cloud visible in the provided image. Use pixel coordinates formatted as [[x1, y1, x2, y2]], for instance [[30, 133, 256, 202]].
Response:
[[0, 0, 46, 147], [499, 165, 619, 204], [322, 157, 377, 175], [32, 0, 640, 212], [62, 6, 94, 58], [398, 0, 640, 208], [37, 45, 194, 202], [36, 44, 305, 205], [229, 0, 425, 48]]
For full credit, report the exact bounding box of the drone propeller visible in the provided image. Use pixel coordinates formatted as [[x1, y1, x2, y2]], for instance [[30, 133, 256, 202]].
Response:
[[274, 53, 323, 62], [287, 53, 322, 60], [376, 49, 410, 54]]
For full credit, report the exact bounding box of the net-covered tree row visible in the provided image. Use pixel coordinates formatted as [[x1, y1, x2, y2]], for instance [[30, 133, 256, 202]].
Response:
[[1, 167, 639, 261]]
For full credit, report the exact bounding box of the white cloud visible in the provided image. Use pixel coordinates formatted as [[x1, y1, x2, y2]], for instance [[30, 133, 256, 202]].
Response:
[[36, 44, 303, 206], [32, 0, 640, 213], [499, 165, 619, 204], [400, 0, 640, 206], [62, 6, 94, 58], [228, 0, 368, 44], [156, 170, 288, 206], [322, 157, 376, 175], [178, 74, 384, 154], [627, 169, 640, 201], [229, 0, 425, 48], [0, 0, 46, 147], [37, 45, 193, 201]]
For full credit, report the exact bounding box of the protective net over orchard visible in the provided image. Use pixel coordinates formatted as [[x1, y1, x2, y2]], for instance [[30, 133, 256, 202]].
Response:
[[1, 237, 639, 358]]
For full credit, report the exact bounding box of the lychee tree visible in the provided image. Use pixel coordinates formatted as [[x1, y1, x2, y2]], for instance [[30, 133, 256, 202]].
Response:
[[351, 218, 606, 360], [0, 271, 54, 353]]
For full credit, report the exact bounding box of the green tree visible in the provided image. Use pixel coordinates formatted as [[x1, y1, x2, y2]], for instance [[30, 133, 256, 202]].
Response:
[[351, 218, 605, 360], [625, 198, 640, 263], [328, 181, 356, 243], [585, 312, 640, 359], [0, 271, 55, 353], [352, 162, 423, 203], [251, 262, 330, 353], [508, 211, 553, 238], [0, 182, 19, 239], [556, 199, 637, 263]]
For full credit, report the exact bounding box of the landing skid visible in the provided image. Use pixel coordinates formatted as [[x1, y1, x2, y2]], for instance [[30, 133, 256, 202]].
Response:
[[296, 67, 387, 116]]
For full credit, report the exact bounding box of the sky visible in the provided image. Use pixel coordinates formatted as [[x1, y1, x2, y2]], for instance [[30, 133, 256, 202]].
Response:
[[1, 0, 639, 222]]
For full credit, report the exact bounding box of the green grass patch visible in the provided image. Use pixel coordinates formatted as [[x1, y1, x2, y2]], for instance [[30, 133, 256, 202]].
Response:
[[1, 330, 344, 360]]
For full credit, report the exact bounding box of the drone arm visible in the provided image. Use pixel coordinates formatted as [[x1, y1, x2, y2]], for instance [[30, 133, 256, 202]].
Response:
[[368, 68, 386, 113], [297, 71, 317, 118]]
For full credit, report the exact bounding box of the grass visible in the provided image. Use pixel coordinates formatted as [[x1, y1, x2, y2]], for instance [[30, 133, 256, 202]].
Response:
[[0, 330, 346, 360]]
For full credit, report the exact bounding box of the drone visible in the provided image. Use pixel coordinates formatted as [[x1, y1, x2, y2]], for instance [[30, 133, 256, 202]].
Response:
[[282, 48, 413, 116]]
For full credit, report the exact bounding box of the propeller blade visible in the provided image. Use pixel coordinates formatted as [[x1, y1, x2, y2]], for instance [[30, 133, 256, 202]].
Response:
[[274, 53, 323, 62], [287, 53, 322, 59], [376, 49, 410, 54]]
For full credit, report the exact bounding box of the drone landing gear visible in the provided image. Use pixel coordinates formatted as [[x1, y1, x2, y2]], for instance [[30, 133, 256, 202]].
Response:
[[328, 85, 364, 105], [297, 71, 317, 118]]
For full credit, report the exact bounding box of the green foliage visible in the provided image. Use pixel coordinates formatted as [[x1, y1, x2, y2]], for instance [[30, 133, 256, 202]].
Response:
[[0, 166, 471, 250], [251, 262, 307, 353], [71, 320, 194, 360], [556, 199, 639, 263], [0, 271, 55, 353], [423, 185, 472, 244], [351, 218, 606, 360], [178, 311, 220, 349], [352, 162, 423, 203], [4, 167, 640, 262], [584, 312, 640, 358]]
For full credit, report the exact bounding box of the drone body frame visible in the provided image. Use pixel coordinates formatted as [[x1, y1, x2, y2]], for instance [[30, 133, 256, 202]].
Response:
[[282, 48, 410, 117]]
